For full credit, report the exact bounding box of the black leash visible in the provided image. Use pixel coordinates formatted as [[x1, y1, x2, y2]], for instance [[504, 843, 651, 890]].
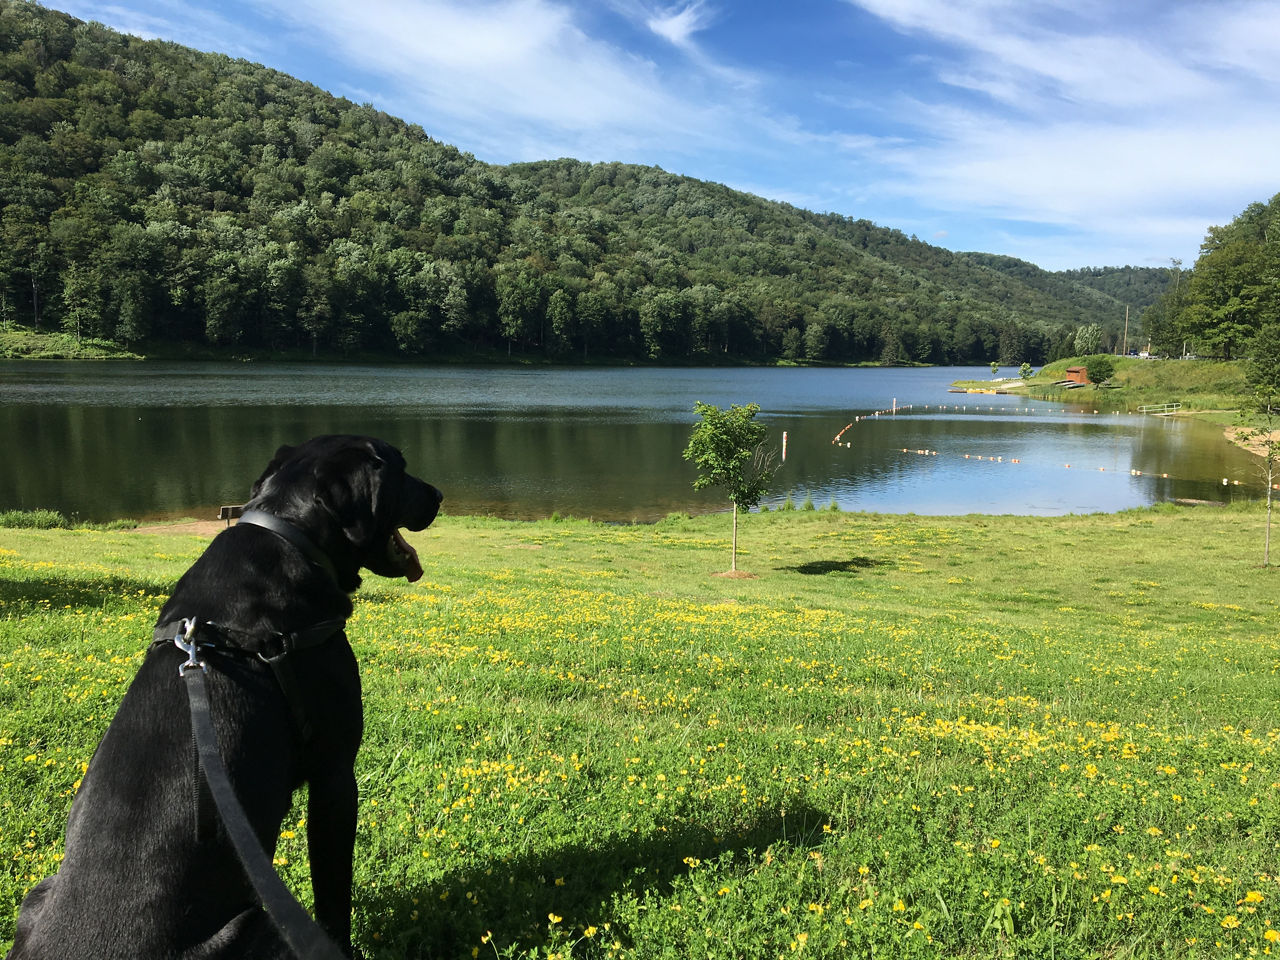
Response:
[[172, 620, 348, 960]]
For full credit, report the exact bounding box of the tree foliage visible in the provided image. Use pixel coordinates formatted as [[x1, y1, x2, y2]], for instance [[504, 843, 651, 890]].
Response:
[[1082, 354, 1114, 384], [1239, 323, 1280, 565], [1074, 323, 1103, 356], [0, 1, 1164, 363], [682, 401, 775, 570], [1142, 195, 1280, 359]]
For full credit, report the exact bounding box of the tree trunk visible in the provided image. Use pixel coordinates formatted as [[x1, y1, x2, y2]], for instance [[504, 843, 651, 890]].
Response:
[[731, 501, 738, 572], [1266, 469, 1273, 566]]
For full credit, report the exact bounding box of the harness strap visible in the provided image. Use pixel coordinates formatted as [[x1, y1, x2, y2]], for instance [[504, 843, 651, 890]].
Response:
[[183, 664, 347, 960], [261, 654, 314, 744], [153, 619, 346, 744], [236, 510, 341, 586]]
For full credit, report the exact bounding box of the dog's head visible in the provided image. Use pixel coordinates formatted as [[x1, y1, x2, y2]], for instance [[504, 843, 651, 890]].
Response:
[[244, 435, 442, 591]]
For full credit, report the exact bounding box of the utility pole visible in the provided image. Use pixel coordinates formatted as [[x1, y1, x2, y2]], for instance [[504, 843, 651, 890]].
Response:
[[1122, 305, 1129, 356]]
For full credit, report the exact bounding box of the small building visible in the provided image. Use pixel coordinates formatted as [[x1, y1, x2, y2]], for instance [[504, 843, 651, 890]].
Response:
[[1064, 366, 1089, 384]]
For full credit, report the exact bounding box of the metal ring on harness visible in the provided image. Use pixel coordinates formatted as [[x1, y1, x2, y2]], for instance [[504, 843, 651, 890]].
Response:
[[173, 618, 208, 676]]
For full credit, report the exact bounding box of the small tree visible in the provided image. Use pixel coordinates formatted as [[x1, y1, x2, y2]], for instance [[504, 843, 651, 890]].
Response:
[[683, 401, 776, 572], [1084, 354, 1115, 384], [990, 361, 999, 376], [1239, 323, 1280, 565], [1019, 362, 1033, 380]]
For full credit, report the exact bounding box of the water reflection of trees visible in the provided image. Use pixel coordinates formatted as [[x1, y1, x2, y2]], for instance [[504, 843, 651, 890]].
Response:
[[1, 404, 1263, 523]]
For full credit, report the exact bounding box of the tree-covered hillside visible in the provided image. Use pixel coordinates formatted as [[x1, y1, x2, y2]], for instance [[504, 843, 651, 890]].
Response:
[[1, 0, 1158, 364]]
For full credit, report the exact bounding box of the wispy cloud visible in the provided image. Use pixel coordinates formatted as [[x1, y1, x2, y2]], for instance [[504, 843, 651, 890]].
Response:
[[246, 0, 735, 163], [831, 0, 1280, 265], [644, 1, 713, 49], [58, 0, 274, 60], [843, 0, 1222, 111]]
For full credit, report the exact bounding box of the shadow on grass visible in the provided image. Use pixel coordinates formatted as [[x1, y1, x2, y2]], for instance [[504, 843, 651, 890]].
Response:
[[355, 804, 831, 959], [0, 572, 168, 613], [777, 557, 888, 575]]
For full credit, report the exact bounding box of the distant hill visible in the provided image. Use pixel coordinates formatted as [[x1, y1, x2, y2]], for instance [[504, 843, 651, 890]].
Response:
[[0, 1, 1166, 364]]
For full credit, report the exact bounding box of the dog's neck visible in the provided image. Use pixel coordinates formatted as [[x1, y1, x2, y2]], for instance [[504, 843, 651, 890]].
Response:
[[236, 510, 341, 587], [155, 520, 354, 638]]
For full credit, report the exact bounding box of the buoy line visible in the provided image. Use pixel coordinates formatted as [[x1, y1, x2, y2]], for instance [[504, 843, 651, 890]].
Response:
[[832, 403, 1128, 443], [882, 445, 1277, 491]]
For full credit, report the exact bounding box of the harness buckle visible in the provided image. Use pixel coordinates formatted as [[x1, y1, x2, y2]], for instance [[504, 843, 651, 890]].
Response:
[[174, 618, 207, 676]]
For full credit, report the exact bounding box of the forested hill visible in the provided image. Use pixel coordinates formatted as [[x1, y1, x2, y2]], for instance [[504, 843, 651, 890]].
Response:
[[0, 1, 1166, 364]]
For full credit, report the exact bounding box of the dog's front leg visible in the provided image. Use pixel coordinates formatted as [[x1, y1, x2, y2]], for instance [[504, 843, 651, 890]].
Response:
[[308, 768, 358, 956]]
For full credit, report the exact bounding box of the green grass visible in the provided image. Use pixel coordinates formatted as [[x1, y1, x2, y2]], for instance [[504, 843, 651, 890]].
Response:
[[0, 326, 142, 360], [0, 510, 70, 530], [1013, 358, 1251, 414], [2, 508, 1278, 958], [0, 510, 137, 532]]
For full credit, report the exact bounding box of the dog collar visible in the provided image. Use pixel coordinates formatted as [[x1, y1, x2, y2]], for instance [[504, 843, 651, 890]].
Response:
[[236, 509, 340, 585]]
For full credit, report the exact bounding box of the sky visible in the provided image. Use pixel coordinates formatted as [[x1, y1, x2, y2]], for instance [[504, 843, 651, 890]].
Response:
[[51, 0, 1280, 271]]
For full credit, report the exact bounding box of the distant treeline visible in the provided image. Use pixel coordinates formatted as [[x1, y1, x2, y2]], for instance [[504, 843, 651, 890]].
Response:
[[1139, 192, 1279, 360], [1, 1, 1168, 364]]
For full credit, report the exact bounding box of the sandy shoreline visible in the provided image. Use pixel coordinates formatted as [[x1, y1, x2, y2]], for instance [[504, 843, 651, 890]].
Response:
[[1225, 424, 1280, 458]]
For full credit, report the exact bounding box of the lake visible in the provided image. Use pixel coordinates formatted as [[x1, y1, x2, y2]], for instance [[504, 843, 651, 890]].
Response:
[[0, 362, 1264, 522]]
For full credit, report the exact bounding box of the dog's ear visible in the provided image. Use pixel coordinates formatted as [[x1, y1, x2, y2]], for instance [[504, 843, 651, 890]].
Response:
[[249, 444, 297, 499], [314, 443, 389, 548]]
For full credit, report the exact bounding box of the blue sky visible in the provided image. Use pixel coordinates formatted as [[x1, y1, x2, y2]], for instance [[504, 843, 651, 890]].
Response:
[[53, 0, 1280, 270]]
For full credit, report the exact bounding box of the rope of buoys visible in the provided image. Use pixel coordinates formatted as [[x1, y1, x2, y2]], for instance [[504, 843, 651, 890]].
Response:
[[829, 407, 1121, 442], [889, 446, 1278, 490], [829, 403, 1277, 490]]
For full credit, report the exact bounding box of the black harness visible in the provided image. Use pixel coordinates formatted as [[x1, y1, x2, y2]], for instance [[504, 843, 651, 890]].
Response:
[[152, 508, 346, 742], [150, 512, 350, 960], [151, 617, 344, 743]]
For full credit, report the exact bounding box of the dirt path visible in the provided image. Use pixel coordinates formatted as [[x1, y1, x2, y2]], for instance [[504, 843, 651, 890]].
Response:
[[130, 519, 226, 537]]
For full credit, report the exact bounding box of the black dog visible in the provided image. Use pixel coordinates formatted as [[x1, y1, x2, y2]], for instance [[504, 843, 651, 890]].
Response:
[[6, 436, 442, 960]]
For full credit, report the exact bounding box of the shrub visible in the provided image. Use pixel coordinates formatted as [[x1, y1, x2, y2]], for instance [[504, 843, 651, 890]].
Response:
[[0, 508, 70, 529], [1084, 354, 1115, 383]]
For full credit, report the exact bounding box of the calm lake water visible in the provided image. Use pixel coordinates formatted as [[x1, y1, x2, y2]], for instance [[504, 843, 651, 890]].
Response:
[[0, 362, 1264, 522]]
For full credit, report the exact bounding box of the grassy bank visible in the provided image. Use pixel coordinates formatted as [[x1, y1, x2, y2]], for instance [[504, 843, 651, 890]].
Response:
[[2, 508, 1278, 958], [963, 358, 1252, 415], [0, 327, 143, 360]]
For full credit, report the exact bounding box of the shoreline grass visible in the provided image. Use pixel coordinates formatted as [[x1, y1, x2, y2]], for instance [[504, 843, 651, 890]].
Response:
[[2, 507, 1278, 958], [966, 358, 1252, 417]]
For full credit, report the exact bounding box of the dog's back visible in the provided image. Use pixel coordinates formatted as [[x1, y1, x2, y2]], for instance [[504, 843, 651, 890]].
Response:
[[8, 614, 307, 959]]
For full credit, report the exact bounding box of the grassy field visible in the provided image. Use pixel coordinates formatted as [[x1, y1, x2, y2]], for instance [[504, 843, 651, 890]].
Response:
[[985, 358, 1253, 415], [2, 507, 1278, 958]]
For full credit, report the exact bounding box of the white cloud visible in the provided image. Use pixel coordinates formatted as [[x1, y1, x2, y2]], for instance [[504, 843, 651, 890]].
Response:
[[247, 0, 732, 163], [57, 0, 274, 61], [1184, 0, 1280, 82], [825, 0, 1280, 266], [645, 1, 713, 49], [842, 0, 1217, 111]]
